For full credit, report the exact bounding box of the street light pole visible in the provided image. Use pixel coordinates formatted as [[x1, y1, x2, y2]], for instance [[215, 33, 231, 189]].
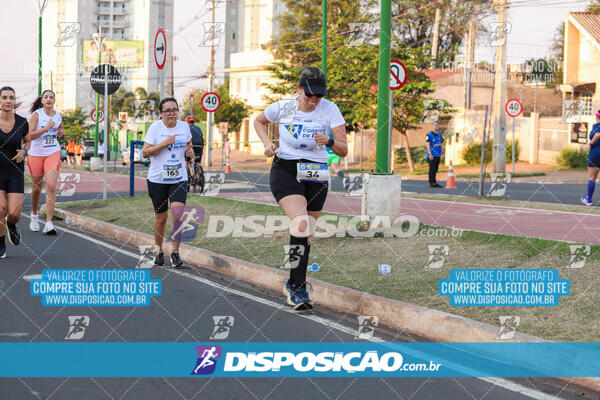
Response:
[[374, 0, 392, 174], [93, 26, 103, 158], [322, 0, 327, 77], [36, 0, 48, 96]]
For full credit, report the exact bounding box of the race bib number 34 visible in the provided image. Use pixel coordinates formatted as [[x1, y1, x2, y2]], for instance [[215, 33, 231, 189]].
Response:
[[162, 164, 182, 181], [43, 134, 57, 148], [297, 162, 329, 183]]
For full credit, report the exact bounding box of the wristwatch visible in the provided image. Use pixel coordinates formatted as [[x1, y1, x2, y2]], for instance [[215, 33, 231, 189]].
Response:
[[326, 137, 335, 147]]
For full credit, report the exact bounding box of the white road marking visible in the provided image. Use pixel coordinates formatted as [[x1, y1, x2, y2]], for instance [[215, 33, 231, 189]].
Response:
[[33, 215, 565, 400]]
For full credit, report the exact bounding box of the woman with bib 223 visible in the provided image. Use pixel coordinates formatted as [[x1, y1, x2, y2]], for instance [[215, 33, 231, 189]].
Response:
[[254, 67, 347, 310]]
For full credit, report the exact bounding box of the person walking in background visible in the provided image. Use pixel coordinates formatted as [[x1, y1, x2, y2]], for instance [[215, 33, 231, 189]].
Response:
[[98, 139, 105, 166], [75, 142, 82, 167], [67, 139, 75, 167], [426, 122, 444, 188], [581, 111, 600, 206]]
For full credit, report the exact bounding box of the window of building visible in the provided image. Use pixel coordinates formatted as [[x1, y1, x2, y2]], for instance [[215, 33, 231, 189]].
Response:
[[235, 78, 240, 93], [255, 77, 260, 92], [581, 96, 593, 115], [580, 38, 591, 61]]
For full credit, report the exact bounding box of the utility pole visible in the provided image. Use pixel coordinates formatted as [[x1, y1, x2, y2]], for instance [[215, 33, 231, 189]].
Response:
[[206, 0, 216, 170], [464, 20, 475, 110], [491, 0, 508, 173], [430, 8, 441, 68], [169, 56, 178, 96]]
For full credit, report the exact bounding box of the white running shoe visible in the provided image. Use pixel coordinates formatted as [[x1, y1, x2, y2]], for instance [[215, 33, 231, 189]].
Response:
[[42, 221, 57, 235], [29, 214, 40, 232]]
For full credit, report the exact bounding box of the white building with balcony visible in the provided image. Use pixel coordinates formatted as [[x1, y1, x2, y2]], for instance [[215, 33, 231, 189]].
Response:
[[225, 0, 285, 154]]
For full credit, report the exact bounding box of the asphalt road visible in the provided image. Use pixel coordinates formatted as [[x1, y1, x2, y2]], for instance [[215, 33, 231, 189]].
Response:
[[0, 177, 591, 399]]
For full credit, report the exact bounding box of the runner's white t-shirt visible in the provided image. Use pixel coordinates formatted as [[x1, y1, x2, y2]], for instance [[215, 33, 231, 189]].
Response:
[[29, 108, 62, 157], [144, 120, 192, 184], [263, 97, 345, 163]]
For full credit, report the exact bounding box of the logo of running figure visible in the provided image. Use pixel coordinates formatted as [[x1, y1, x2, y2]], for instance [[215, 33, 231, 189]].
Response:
[[57, 173, 81, 197], [488, 173, 511, 197], [486, 22, 511, 47], [199, 22, 225, 47], [137, 244, 160, 268], [276, 99, 298, 124], [65, 316, 90, 340], [355, 316, 379, 339], [345, 174, 364, 197], [425, 245, 449, 269], [421, 99, 444, 124], [191, 345, 222, 375], [496, 316, 520, 340], [561, 100, 585, 124], [348, 22, 377, 47], [282, 244, 305, 269], [568, 245, 590, 269], [168, 206, 205, 242], [56, 22, 81, 47], [209, 316, 235, 340], [203, 173, 225, 196]]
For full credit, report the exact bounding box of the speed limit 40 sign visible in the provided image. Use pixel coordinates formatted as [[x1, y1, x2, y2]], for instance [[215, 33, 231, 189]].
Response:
[[506, 99, 523, 118], [201, 92, 220, 113]]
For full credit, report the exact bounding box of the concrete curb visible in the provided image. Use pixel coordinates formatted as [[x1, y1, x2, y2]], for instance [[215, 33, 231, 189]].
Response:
[[52, 206, 600, 391]]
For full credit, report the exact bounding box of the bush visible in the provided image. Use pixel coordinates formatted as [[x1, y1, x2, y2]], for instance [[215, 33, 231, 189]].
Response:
[[556, 148, 587, 169], [460, 140, 520, 165], [395, 146, 429, 165]]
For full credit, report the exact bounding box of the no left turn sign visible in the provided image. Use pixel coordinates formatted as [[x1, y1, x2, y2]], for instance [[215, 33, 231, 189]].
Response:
[[201, 92, 220, 113], [506, 98, 523, 118], [390, 59, 407, 90]]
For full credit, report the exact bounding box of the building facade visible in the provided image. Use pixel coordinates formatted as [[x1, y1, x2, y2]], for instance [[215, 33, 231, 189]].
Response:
[[41, 0, 174, 112]]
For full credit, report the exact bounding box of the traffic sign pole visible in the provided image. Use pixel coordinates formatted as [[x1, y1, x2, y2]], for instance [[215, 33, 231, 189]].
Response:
[[505, 99, 522, 175], [388, 90, 393, 172], [201, 92, 221, 170], [512, 118, 515, 174], [103, 66, 109, 200]]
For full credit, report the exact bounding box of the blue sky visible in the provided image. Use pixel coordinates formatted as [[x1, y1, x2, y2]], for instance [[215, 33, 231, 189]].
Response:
[[0, 0, 591, 111]]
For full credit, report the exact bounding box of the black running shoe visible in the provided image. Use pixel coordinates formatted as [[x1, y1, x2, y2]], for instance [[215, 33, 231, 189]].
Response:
[[171, 251, 183, 269], [154, 251, 165, 266], [6, 219, 21, 246], [0, 240, 6, 259]]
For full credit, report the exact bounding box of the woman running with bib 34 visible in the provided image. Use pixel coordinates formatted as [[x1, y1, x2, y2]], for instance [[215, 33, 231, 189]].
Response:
[[254, 66, 347, 310], [27, 90, 63, 234]]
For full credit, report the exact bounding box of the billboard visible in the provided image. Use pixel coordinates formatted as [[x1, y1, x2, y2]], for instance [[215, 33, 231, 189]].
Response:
[[82, 40, 144, 69]]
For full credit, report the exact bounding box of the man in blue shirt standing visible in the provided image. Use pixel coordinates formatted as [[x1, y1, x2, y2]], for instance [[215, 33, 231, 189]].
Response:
[[426, 122, 444, 188], [581, 111, 600, 206]]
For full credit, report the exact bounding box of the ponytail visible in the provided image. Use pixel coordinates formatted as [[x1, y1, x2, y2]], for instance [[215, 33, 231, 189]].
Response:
[[30, 89, 55, 113]]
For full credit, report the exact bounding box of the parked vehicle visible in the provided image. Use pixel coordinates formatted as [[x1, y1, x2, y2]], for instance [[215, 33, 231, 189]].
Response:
[[82, 139, 96, 160]]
